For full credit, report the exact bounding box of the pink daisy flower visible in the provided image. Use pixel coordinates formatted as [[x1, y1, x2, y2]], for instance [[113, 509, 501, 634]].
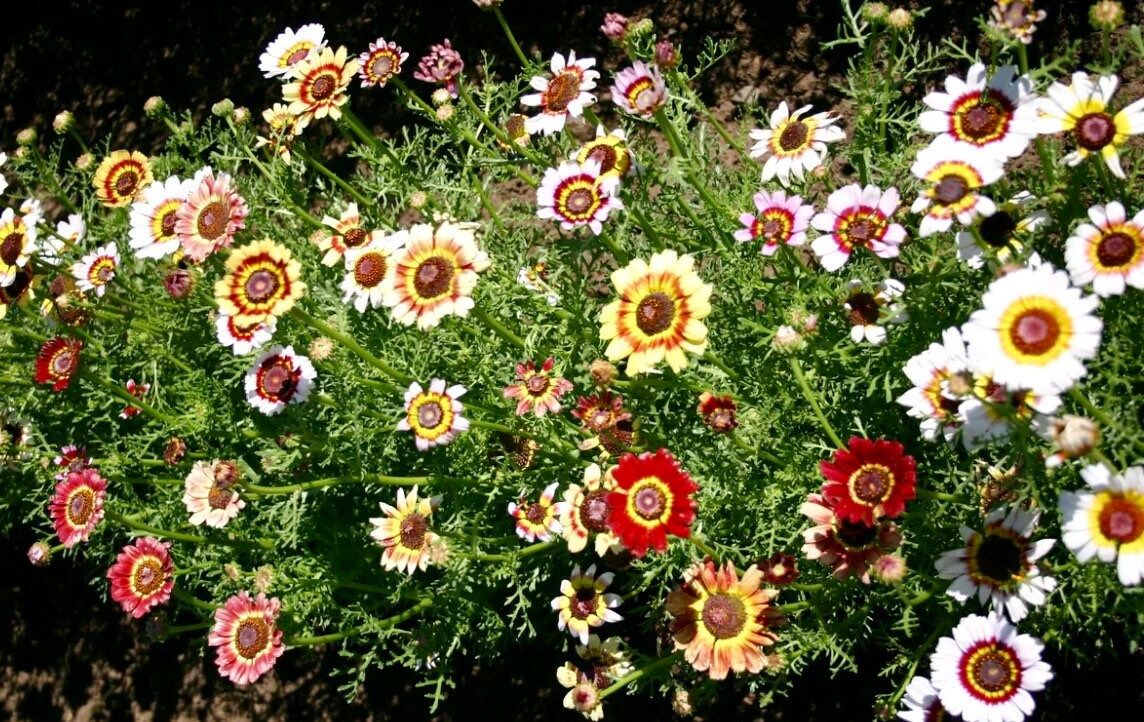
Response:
[[208, 591, 285, 686], [175, 166, 249, 263], [53, 444, 90, 481], [536, 159, 623, 235], [413, 39, 464, 98], [106, 537, 174, 618], [503, 357, 574, 417], [183, 460, 246, 528], [357, 38, 407, 88], [610, 61, 666, 119], [810, 183, 907, 271], [734, 190, 814, 256], [50, 467, 107, 547]]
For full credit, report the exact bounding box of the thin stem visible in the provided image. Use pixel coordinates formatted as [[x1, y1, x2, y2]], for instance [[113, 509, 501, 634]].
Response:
[[492, 7, 529, 66], [80, 370, 182, 428], [340, 106, 404, 170], [1015, 44, 1055, 184], [289, 307, 413, 384], [287, 597, 433, 646], [67, 128, 91, 155], [166, 621, 212, 636], [690, 534, 719, 559], [788, 357, 845, 449], [473, 175, 507, 233], [171, 588, 217, 612], [452, 540, 558, 563], [916, 488, 969, 504], [704, 350, 737, 379], [105, 509, 274, 550], [600, 651, 683, 699], [471, 305, 527, 350], [296, 147, 372, 208]]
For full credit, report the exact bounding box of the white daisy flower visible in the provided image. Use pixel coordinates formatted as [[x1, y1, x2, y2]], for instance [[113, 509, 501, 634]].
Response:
[[918, 62, 1040, 159], [397, 379, 469, 451], [19, 198, 44, 230], [521, 51, 599, 136], [1036, 71, 1144, 179], [71, 242, 120, 298], [129, 175, 192, 260], [958, 377, 1060, 451], [956, 192, 1049, 270], [536, 159, 623, 235], [749, 101, 845, 186], [38, 213, 85, 266], [1064, 201, 1144, 297], [1060, 464, 1144, 586], [340, 235, 405, 312], [844, 278, 907, 345], [910, 137, 1004, 237], [0, 207, 35, 288], [897, 327, 972, 445], [897, 677, 948, 722], [259, 23, 326, 79], [215, 313, 276, 356], [244, 345, 316, 415]]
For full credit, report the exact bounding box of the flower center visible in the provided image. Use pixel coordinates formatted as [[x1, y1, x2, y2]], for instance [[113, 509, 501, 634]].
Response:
[[586, 145, 618, 175], [207, 483, 235, 510], [834, 519, 878, 549], [967, 647, 1019, 695], [973, 532, 1025, 584], [115, 171, 139, 197], [701, 593, 747, 640], [544, 70, 582, 113], [369, 54, 394, 78], [1008, 308, 1060, 356], [354, 253, 387, 287], [633, 85, 659, 113], [979, 211, 1017, 247], [635, 292, 675, 335], [310, 73, 336, 101], [196, 200, 229, 240], [1096, 231, 1136, 268], [94, 260, 115, 283], [570, 586, 599, 620], [848, 464, 893, 505], [244, 269, 280, 303], [52, 349, 76, 375], [160, 210, 178, 237], [526, 374, 550, 395], [1002, 1, 1031, 26], [399, 512, 428, 549], [261, 362, 296, 398], [565, 187, 595, 215], [234, 618, 271, 660], [343, 227, 368, 248], [2, 268, 33, 302], [580, 489, 611, 533], [778, 120, 809, 152], [132, 558, 165, 595], [68, 489, 94, 524], [761, 218, 783, 239], [1074, 112, 1116, 151], [525, 502, 549, 526], [632, 482, 666, 521], [413, 256, 454, 299], [848, 219, 874, 245], [286, 47, 310, 65], [417, 400, 444, 429], [709, 409, 735, 431], [0, 233, 23, 265], [1099, 497, 1144, 543], [846, 292, 880, 326], [934, 174, 970, 205], [960, 101, 1004, 140]]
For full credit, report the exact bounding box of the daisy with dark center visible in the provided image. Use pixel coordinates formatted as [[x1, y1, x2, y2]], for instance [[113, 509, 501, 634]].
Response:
[[572, 391, 632, 432], [800, 492, 903, 583], [92, 150, 152, 207], [504, 357, 574, 417], [208, 591, 285, 686], [318, 203, 379, 266], [734, 190, 813, 256], [820, 437, 917, 525], [990, 0, 1048, 44], [811, 183, 907, 271], [958, 376, 1060, 451], [911, 137, 1004, 237], [259, 23, 326, 79], [962, 262, 1102, 395], [215, 239, 306, 326], [509, 483, 568, 542], [600, 250, 712, 376], [369, 486, 442, 574], [35, 336, 83, 391], [49, 467, 107, 547], [118, 379, 151, 420], [72, 242, 119, 298], [536, 159, 623, 235], [1060, 464, 1144, 586], [749, 101, 846, 185], [1065, 201, 1144, 297], [550, 564, 622, 644], [0, 208, 35, 288], [1036, 71, 1144, 179], [0, 266, 35, 319], [898, 326, 972, 444], [176, 166, 249, 263], [358, 38, 407, 88], [283, 46, 359, 129], [844, 278, 907, 345], [935, 505, 1056, 622], [697, 392, 737, 433], [610, 61, 666, 119], [918, 63, 1040, 159], [521, 51, 599, 136], [381, 222, 490, 330], [607, 448, 699, 556], [183, 460, 246, 528], [956, 192, 1049, 269], [576, 126, 634, 181], [129, 175, 191, 259], [666, 559, 782, 680], [413, 39, 464, 98], [398, 379, 469, 451], [929, 612, 1052, 722], [341, 235, 405, 312], [245, 345, 316, 415], [107, 537, 173, 618], [561, 464, 622, 555], [555, 635, 633, 721], [215, 313, 276, 356], [754, 552, 800, 586], [898, 677, 949, 722]]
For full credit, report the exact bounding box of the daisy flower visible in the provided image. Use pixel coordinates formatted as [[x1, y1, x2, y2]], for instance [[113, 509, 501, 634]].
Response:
[[129, 175, 191, 259], [556, 636, 632, 721], [1060, 464, 1144, 586], [521, 51, 599, 136], [1036, 71, 1144, 179], [369, 486, 442, 574], [550, 564, 622, 644], [1065, 201, 1144, 297], [49, 467, 107, 547], [53, 444, 90, 481], [106, 537, 173, 618], [318, 203, 380, 266], [255, 103, 303, 163], [509, 482, 568, 542], [956, 192, 1049, 269], [35, 336, 83, 391], [898, 327, 972, 444], [748, 102, 845, 186], [573, 391, 632, 432], [259, 23, 325, 79], [1034, 413, 1100, 468], [398, 379, 469, 450], [959, 378, 1060, 451], [755, 552, 800, 586], [72, 242, 119, 297], [341, 236, 404, 312], [929, 612, 1052, 722], [811, 184, 907, 271], [990, 0, 1048, 44], [283, 46, 359, 129], [599, 250, 713, 376], [0, 207, 35, 287], [357, 37, 407, 88], [244, 345, 316, 415], [934, 505, 1057, 622], [610, 61, 666, 119], [666, 559, 781, 681], [215, 313, 277, 356], [381, 222, 490, 330], [819, 437, 917, 525], [214, 239, 306, 326], [910, 137, 1005, 237], [176, 167, 249, 263], [503, 357, 574, 417], [575, 125, 634, 181], [92, 150, 152, 207], [918, 62, 1040, 159], [119, 379, 150, 419], [844, 278, 907, 345], [734, 190, 813, 255], [208, 591, 285, 686], [897, 677, 948, 722], [413, 39, 464, 98], [697, 391, 737, 433], [607, 448, 699, 556], [800, 492, 902, 583], [962, 263, 1102, 394], [183, 460, 246, 528], [560, 464, 621, 555], [536, 159, 623, 235]]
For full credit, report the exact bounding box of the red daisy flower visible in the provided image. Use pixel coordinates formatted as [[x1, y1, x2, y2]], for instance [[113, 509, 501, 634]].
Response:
[[49, 467, 107, 547], [606, 448, 699, 556], [106, 537, 174, 618], [119, 379, 151, 419], [819, 437, 917, 525], [697, 391, 737, 433], [800, 492, 902, 583], [572, 391, 631, 432], [35, 337, 83, 391], [208, 591, 285, 686]]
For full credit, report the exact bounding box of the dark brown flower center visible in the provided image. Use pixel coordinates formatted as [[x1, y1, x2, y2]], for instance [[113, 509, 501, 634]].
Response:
[[543, 70, 583, 113], [343, 227, 368, 248], [244, 269, 280, 303], [580, 489, 611, 533], [934, 174, 970, 205], [1, 268, 33, 303], [68, 489, 94, 524], [526, 502, 550, 525], [974, 532, 1025, 583], [160, 210, 178, 237], [850, 465, 892, 504], [234, 618, 271, 660], [1099, 498, 1144, 543], [1075, 112, 1116, 151], [1, 233, 25, 265], [848, 219, 874, 245], [1008, 308, 1061, 356], [701, 593, 747, 640], [525, 374, 549, 395], [586, 145, 618, 175], [632, 482, 666, 521], [835, 519, 878, 549], [761, 218, 783, 239], [417, 401, 444, 428], [1096, 231, 1136, 268], [709, 409, 736, 432], [778, 120, 810, 152], [570, 586, 598, 620], [399, 512, 429, 549], [132, 558, 165, 595], [635, 292, 675, 335], [196, 200, 229, 240], [310, 74, 336, 101], [115, 171, 140, 197], [969, 648, 1017, 693], [960, 100, 1004, 140], [413, 256, 454, 299], [565, 187, 595, 215], [354, 253, 387, 287], [207, 483, 235, 510], [979, 211, 1017, 247], [846, 292, 880, 326]]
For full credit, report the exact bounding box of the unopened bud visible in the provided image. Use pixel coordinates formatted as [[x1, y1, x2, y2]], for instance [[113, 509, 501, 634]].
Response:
[[308, 336, 334, 361], [409, 190, 428, 209], [1089, 1, 1124, 30], [223, 562, 241, 581], [74, 153, 93, 170], [214, 460, 241, 488], [629, 18, 654, 38], [144, 96, 166, 117], [163, 437, 187, 466], [431, 88, 452, 107], [232, 107, 251, 125], [211, 99, 235, 118], [600, 12, 629, 41], [53, 111, 75, 134], [671, 689, 693, 716], [253, 565, 274, 593], [16, 128, 37, 147], [163, 268, 194, 299], [862, 2, 890, 23], [27, 541, 51, 567], [772, 324, 805, 353], [435, 104, 455, 122], [590, 359, 617, 386], [872, 553, 908, 584], [886, 8, 913, 30], [654, 40, 680, 70]]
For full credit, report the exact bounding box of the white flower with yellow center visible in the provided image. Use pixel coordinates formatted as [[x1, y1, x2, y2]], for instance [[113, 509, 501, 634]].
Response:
[[550, 564, 622, 644], [898, 327, 971, 444], [259, 23, 326, 79], [521, 51, 599, 136], [1065, 201, 1144, 298], [1060, 464, 1144, 586], [1036, 71, 1144, 179], [341, 235, 405, 312], [749, 101, 845, 186], [910, 137, 1004, 237], [129, 175, 192, 260], [398, 379, 469, 451], [368, 486, 442, 575], [918, 63, 1040, 159], [72, 243, 120, 298]]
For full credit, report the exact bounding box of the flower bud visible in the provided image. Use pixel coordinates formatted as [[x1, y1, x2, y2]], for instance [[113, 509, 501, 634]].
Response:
[[74, 152, 93, 170], [872, 553, 908, 584], [671, 689, 693, 716], [16, 128, 37, 146], [214, 460, 241, 488], [569, 682, 600, 716], [409, 190, 428, 209], [223, 562, 241, 581], [163, 437, 187, 466], [629, 17, 654, 38], [52, 111, 75, 134], [600, 12, 629, 41], [771, 324, 806, 353], [590, 359, 617, 386], [232, 107, 251, 125], [163, 268, 194, 299], [654, 40, 680, 69], [143, 96, 166, 117], [1040, 414, 1099, 467], [435, 103, 455, 122], [254, 565, 274, 593], [1089, 1, 1124, 30], [27, 541, 51, 567], [862, 2, 890, 23], [430, 87, 453, 107], [886, 8, 913, 30], [211, 98, 235, 118], [309, 336, 334, 361]]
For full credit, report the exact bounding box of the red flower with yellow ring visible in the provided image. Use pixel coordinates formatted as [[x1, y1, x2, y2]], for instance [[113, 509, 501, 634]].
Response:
[[106, 536, 174, 618], [606, 448, 698, 556], [819, 437, 917, 525]]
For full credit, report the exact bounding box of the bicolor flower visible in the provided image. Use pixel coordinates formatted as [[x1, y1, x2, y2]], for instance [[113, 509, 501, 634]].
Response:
[[1036, 71, 1144, 179], [1065, 201, 1144, 297], [521, 51, 599, 136], [918, 63, 1040, 159], [748, 102, 845, 186], [811, 184, 907, 271]]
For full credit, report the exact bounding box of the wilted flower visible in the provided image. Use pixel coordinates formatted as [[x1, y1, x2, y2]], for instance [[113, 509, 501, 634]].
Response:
[[600, 12, 629, 41], [414, 40, 464, 98]]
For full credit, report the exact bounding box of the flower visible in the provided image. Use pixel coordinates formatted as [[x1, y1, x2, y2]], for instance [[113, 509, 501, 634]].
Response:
[[504, 357, 574, 417], [576, 125, 634, 181], [918, 63, 1040, 158], [755, 552, 800, 586], [536, 160, 623, 236], [107, 537, 173, 618], [176, 167, 249, 263], [358, 38, 407, 88], [259, 23, 325, 78], [53, 444, 89, 479], [897, 677, 948, 722], [381, 222, 489, 330], [509, 482, 568, 542], [72, 242, 119, 297], [318, 203, 381, 266], [214, 239, 306, 326], [183, 460, 246, 528], [800, 492, 902, 583], [811, 184, 907, 271], [1060, 464, 1144, 586], [910, 137, 1005, 237], [119, 379, 150, 419], [255, 103, 303, 163], [551, 564, 622, 644], [573, 391, 631, 432], [935, 505, 1057, 622], [398, 379, 469, 450], [607, 448, 699, 556], [561, 464, 622, 554], [1035, 71, 1144, 179], [0, 207, 35, 287], [50, 467, 107, 547], [208, 591, 285, 686], [245, 345, 316, 415], [610, 61, 666, 118], [844, 278, 907, 345], [990, 0, 1048, 44], [369, 486, 442, 574], [748, 102, 845, 185], [0, 266, 34, 319], [666, 559, 781, 680], [1090, 0, 1125, 30], [1034, 414, 1099, 467], [898, 327, 971, 444], [283, 46, 359, 128], [1065, 201, 1144, 297], [27, 541, 51, 567], [92, 150, 152, 207], [959, 377, 1061, 451], [961, 263, 1102, 394], [128, 176, 190, 260], [600, 12, 629, 41], [38, 213, 82, 266], [956, 192, 1050, 269], [215, 313, 276, 356], [341, 237, 403, 312], [35, 337, 83, 391], [521, 51, 599, 136], [600, 250, 712, 376], [697, 392, 737, 433], [556, 634, 632, 720], [929, 612, 1052, 722], [734, 190, 814, 255], [413, 40, 464, 98], [819, 437, 917, 525]]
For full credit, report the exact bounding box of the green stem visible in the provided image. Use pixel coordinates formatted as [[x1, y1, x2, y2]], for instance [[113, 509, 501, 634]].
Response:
[[704, 350, 737, 379], [456, 79, 548, 168], [453, 540, 558, 563], [80, 370, 182, 428], [492, 7, 529, 66], [690, 533, 719, 559], [296, 147, 372, 208], [788, 357, 845, 449], [289, 307, 413, 384], [67, 128, 91, 155], [340, 106, 404, 170], [600, 651, 683, 699], [171, 588, 216, 612], [473, 176, 507, 233], [287, 597, 433, 646], [105, 509, 274, 550], [1015, 43, 1055, 184], [471, 305, 527, 350], [166, 621, 212, 636], [916, 488, 969, 504]]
